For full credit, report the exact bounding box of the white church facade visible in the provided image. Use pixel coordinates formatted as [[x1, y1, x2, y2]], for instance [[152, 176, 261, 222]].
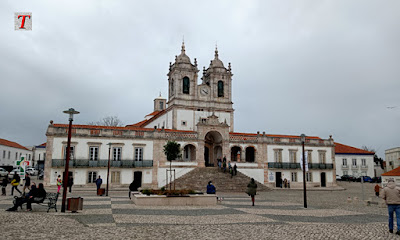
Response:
[[44, 44, 336, 189]]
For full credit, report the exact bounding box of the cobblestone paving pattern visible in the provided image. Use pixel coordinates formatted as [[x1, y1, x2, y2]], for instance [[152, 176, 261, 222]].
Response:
[[0, 182, 397, 239]]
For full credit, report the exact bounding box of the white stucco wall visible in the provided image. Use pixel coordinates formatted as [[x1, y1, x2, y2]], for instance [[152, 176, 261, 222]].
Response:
[[0, 144, 32, 167], [157, 167, 195, 188], [237, 168, 264, 184], [267, 144, 333, 164], [335, 154, 374, 178], [52, 137, 154, 161]]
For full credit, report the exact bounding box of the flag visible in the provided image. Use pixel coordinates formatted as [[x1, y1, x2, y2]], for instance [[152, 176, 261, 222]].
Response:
[[300, 151, 309, 172]]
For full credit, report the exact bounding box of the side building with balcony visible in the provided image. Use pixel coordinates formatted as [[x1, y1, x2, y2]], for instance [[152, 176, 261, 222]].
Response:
[[335, 142, 375, 178]]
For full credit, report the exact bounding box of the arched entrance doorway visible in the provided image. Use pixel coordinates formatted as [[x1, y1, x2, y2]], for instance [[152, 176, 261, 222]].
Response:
[[183, 144, 196, 161], [204, 131, 223, 167], [245, 146, 255, 162], [231, 146, 241, 162]]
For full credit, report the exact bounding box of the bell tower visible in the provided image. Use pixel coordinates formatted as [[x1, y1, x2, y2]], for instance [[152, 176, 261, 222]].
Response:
[[167, 42, 199, 104], [202, 46, 233, 104]]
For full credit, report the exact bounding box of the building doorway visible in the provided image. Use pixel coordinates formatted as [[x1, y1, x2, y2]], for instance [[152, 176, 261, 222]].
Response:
[[276, 172, 282, 188], [245, 147, 255, 162], [231, 146, 241, 162], [204, 131, 223, 167], [131, 171, 142, 191], [321, 172, 326, 187]]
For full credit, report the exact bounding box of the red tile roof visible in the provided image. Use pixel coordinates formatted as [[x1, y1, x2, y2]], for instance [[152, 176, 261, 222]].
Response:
[[382, 167, 400, 176], [335, 142, 375, 155], [127, 110, 166, 128], [39, 143, 46, 147], [0, 138, 29, 151], [229, 132, 321, 139]]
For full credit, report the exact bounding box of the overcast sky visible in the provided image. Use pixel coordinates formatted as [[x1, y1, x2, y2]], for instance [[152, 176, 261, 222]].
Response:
[[1, 0, 399, 158]]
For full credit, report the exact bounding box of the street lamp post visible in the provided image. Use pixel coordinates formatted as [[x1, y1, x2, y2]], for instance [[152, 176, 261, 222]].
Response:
[[301, 133, 307, 208], [61, 108, 79, 213], [106, 143, 112, 196]]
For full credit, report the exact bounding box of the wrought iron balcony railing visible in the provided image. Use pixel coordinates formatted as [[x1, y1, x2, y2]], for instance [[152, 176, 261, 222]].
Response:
[[268, 162, 333, 170], [52, 159, 153, 168]]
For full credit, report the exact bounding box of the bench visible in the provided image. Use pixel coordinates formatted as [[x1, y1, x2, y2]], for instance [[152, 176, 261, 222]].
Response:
[[14, 192, 59, 212]]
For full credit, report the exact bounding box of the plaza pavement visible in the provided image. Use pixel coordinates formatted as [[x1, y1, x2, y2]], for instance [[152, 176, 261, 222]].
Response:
[[0, 182, 396, 239]]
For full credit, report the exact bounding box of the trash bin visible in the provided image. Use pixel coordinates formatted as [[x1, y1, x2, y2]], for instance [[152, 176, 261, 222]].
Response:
[[67, 197, 83, 213], [97, 188, 105, 196]]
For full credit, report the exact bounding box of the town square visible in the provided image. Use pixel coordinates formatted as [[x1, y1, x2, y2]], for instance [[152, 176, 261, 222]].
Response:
[[1, 0, 400, 239]]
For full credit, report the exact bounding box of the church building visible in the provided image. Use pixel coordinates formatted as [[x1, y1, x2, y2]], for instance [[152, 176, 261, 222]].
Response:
[[44, 43, 336, 189]]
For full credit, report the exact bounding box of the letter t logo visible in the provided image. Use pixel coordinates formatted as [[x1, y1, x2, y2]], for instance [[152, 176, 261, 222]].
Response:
[[15, 12, 32, 31]]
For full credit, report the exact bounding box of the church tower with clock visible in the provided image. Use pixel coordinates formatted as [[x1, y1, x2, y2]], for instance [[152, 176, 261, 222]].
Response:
[[166, 43, 234, 131]]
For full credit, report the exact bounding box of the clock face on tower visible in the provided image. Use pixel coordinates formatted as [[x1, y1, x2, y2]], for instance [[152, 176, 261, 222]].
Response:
[[200, 86, 209, 96]]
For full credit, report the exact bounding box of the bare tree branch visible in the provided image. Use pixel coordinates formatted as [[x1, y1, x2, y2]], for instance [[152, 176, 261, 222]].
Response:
[[88, 116, 124, 127]]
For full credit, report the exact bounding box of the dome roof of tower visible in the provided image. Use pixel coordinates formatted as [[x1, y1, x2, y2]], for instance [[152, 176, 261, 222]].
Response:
[[175, 42, 192, 64], [209, 47, 225, 68]]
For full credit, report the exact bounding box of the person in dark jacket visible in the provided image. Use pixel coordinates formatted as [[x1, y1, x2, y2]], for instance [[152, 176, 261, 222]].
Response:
[[206, 181, 216, 194], [247, 178, 257, 206], [24, 173, 31, 193], [95, 176, 102, 190], [27, 183, 47, 211], [6, 183, 37, 211], [68, 175, 74, 193], [1, 176, 8, 195]]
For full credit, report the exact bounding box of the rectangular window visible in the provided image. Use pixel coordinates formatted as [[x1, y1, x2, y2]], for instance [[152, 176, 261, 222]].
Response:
[[306, 172, 313, 182], [89, 147, 99, 160], [135, 147, 143, 161], [307, 151, 312, 163], [342, 158, 347, 166], [111, 171, 121, 184], [343, 171, 348, 176], [88, 171, 97, 183], [8, 151, 10, 159], [289, 150, 297, 163], [28, 154, 31, 160], [274, 149, 282, 163], [361, 159, 366, 166], [318, 151, 326, 164], [159, 102, 164, 110], [15, 152, 18, 160], [64, 146, 75, 160], [113, 147, 122, 161], [2, 150, 5, 158], [291, 172, 298, 182], [43, 153, 46, 160], [352, 159, 357, 166]]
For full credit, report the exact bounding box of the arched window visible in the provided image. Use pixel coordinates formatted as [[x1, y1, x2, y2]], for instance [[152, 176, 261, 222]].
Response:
[[170, 79, 174, 95], [183, 77, 190, 94], [218, 81, 224, 97]]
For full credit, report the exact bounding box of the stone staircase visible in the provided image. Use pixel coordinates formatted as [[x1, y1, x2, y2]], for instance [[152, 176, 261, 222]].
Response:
[[167, 167, 271, 192]]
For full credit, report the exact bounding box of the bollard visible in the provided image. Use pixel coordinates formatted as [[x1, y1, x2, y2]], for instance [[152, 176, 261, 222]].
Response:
[[347, 197, 352, 203]]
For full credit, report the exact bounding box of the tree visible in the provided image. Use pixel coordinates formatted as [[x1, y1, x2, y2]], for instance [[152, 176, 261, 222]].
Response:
[[163, 141, 181, 190], [88, 116, 124, 127]]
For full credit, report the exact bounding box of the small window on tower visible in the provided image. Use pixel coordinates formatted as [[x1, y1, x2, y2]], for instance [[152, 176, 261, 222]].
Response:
[[218, 81, 224, 97], [183, 77, 190, 94], [181, 121, 187, 126], [159, 101, 164, 110]]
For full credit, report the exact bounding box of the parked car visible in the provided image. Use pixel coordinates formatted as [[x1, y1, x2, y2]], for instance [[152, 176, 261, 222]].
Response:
[[341, 175, 356, 181], [356, 176, 372, 182], [8, 168, 21, 181], [0, 167, 8, 177], [25, 167, 39, 176], [371, 177, 382, 183]]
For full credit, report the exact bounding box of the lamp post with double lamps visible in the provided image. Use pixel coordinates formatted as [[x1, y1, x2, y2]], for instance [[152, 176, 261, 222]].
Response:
[[300, 133, 307, 208], [61, 108, 79, 213], [106, 143, 112, 196]]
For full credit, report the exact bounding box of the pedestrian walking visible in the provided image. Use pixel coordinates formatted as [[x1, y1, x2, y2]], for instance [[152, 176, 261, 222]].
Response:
[[56, 175, 62, 193], [233, 163, 237, 176], [246, 178, 257, 206], [375, 184, 381, 197], [68, 175, 74, 193], [287, 179, 291, 188], [283, 178, 288, 188], [95, 176, 103, 190], [382, 179, 400, 235], [1, 176, 8, 195], [228, 162, 232, 174], [11, 173, 21, 196], [222, 161, 227, 173], [24, 173, 31, 193]]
